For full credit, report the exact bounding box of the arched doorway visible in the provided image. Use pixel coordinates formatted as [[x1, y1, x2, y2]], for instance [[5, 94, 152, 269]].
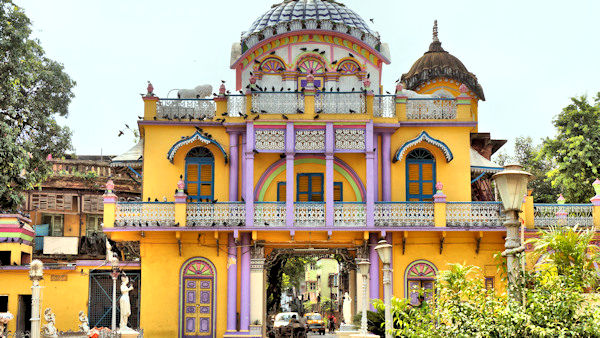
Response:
[[404, 260, 437, 306], [179, 257, 217, 338]]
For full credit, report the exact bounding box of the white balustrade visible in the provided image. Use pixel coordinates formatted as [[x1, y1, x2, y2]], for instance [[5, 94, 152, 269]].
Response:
[[446, 202, 503, 227], [115, 202, 175, 227], [316, 92, 366, 114], [251, 92, 304, 115], [186, 203, 245, 227], [406, 98, 456, 119], [255, 202, 286, 227], [534, 204, 594, 228], [227, 95, 246, 117], [157, 99, 216, 119], [334, 203, 365, 227], [295, 202, 326, 227], [374, 202, 434, 227], [374, 95, 395, 117]]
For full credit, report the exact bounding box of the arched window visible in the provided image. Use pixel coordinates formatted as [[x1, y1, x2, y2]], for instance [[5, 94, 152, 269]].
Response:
[[260, 57, 286, 73], [405, 260, 437, 306], [406, 148, 435, 201], [185, 147, 214, 202], [296, 56, 325, 90]]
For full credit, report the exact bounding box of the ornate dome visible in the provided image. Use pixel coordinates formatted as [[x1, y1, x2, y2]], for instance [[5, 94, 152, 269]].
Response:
[[241, 0, 379, 50], [401, 21, 485, 100]]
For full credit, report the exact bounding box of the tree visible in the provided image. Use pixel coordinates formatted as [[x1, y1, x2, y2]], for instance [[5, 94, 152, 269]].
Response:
[[496, 136, 559, 203], [541, 94, 600, 203], [0, 1, 75, 211]]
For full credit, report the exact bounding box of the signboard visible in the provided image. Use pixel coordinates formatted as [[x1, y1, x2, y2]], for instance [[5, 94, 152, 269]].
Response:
[[43, 236, 79, 255]]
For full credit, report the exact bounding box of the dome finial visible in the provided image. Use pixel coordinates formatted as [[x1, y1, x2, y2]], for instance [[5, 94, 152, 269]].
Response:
[[433, 20, 439, 42]]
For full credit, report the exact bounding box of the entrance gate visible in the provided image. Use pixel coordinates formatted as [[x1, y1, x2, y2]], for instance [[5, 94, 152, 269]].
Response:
[[88, 271, 141, 329], [179, 257, 216, 338]]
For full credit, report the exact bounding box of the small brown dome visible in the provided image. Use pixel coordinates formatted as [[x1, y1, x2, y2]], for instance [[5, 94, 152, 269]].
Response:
[[401, 21, 485, 100]]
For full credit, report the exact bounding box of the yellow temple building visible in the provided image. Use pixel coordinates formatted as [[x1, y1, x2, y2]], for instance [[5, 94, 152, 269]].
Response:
[[2, 1, 600, 337]]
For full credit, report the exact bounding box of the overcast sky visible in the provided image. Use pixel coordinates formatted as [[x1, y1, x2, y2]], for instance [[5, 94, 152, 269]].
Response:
[[15, 0, 600, 157]]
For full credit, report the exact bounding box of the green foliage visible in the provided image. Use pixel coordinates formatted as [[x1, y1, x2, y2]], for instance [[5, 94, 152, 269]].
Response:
[[0, 1, 75, 210], [495, 136, 559, 203], [363, 228, 600, 337], [541, 94, 600, 203]]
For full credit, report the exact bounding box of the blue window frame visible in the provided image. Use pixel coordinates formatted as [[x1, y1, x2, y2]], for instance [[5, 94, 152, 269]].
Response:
[[278, 179, 342, 202], [406, 148, 436, 201], [296, 173, 324, 202], [277, 182, 286, 202], [185, 147, 214, 202]]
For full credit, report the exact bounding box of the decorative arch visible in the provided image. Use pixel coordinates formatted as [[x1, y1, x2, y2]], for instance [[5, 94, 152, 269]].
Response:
[[337, 58, 362, 74], [167, 131, 228, 163], [254, 154, 366, 201], [394, 131, 453, 163], [179, 257, 217, 338], [260, 56, 286, 73], [404, 259, 438, 300], [296, 54, 327, 74]]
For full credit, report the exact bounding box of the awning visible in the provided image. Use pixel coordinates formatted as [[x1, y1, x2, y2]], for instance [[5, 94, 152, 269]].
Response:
[[110, 139, 143, 168], [470, 148, 502, 174]]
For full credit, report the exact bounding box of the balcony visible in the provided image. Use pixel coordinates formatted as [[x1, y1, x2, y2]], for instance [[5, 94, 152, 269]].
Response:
[[115, 202, 176, 227], [251, 92, 304, 115], [533, 203, 593, 228], [157, 98, 216, 119], [405, 98, 457, 119], [315, 92, 366, 114], [105, 198, 600, 230]]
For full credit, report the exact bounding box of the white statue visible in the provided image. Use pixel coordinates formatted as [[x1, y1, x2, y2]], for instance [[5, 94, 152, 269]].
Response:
[[119, 274, 134, 331], [0, 312, 14, 336], [42, 308, 58, 337], [177, 84, 212, 99], [78, 311, 90, 334], [106, 239, 119, 266], [342, 292, 352, 324]]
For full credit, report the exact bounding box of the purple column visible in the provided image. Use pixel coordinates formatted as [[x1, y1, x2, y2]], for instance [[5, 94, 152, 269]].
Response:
[[286, 123, 295, 227], [382, 133, 392, 201], [240, 233, 251, 331], [226, 233, 237, 332], [369, 233, 380, 310], [386, 232, 393, 295], [365, 122, 375, 227], [325, 123, 334, 227], [373, 133, 379, 201], [245, 124, 254, 227], [229, 132, 239, 201], [241, 132, 246, 199]]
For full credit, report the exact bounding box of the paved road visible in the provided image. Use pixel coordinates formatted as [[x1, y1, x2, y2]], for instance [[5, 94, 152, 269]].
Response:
[[307, 333, 337, 337]]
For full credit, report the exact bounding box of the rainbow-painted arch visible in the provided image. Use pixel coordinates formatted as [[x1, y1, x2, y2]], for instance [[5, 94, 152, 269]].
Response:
[[254, 154, 366, 202]]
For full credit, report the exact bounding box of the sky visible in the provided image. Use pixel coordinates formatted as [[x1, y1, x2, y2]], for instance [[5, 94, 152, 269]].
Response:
[[15, 0, 600, 157]]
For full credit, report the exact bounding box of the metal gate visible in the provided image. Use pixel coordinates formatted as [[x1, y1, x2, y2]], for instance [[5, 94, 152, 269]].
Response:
[[88, 271, 141, 329]]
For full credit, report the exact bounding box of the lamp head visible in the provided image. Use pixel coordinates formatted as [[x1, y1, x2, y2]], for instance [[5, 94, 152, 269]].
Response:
[[357, 259, 370, 276], [374, 240, 392, 265], [492, 163, 533, 211]]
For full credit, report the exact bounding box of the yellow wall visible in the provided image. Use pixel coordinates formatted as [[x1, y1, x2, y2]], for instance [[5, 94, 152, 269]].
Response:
[[110, 231, 229, 338], [0, 265, 138, 333], [390, 126, 472, 201], [142, 125, 230, 202]]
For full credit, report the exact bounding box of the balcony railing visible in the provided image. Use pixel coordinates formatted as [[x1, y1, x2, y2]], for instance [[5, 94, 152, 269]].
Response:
[[115, 202, 175, 227], [157, 99, 216, 119], [406, 98, 457, 119], [255, 202, 286, 227], [374, 95, 395, 117], [295, 202, 326, 227], [446, 202, 503, 227], [316, 92, 366, 114], [374, 202, 435, 227], [187, 202, 245, 227], [251, 92, 304, 115], [334, 202, 365, 227], [533, 204, 593, 228], [227, 95, 246, 117]]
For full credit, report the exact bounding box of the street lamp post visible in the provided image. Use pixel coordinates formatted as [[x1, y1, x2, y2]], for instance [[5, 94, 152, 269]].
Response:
[[357, 260, 370, 336], [492, 164, 533, 302], [29, 260, 44, 338], [375, 240, 393, 338], [110, 262, 120, 331]]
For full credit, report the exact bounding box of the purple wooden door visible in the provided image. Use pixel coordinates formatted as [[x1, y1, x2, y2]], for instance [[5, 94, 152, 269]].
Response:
[[181, 259, 215, 338]]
